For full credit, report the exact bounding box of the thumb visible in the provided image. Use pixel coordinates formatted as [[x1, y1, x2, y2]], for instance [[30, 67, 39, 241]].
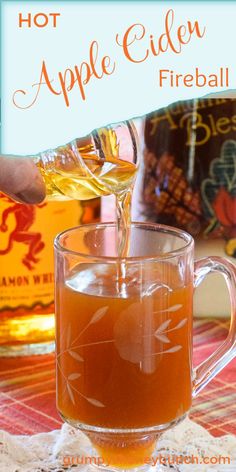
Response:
[[0, 155, 46, 204]]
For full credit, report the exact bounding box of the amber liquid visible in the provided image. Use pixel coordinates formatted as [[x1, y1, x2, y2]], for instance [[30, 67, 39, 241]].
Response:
[[56, 264, 193, 466], [38, 153, 137, 202], [37, 139, 137, 257]]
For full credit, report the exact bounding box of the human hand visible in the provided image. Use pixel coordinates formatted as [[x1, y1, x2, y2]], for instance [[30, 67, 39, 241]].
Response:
[[0, 156, 46, 204]]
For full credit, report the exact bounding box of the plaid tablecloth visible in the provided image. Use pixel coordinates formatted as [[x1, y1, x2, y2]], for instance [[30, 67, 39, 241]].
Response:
[[0, 319, 235, 437]]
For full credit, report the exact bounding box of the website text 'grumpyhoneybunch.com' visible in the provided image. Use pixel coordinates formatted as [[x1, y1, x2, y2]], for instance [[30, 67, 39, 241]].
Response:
[[62, 453, 231, 467]]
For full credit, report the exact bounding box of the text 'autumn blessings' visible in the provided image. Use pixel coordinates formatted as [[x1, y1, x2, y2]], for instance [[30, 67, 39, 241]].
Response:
[[13, 9, 209, 109]]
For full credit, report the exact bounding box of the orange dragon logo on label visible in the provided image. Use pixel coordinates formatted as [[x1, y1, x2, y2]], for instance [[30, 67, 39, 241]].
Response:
[[0, 195, 46, 270]]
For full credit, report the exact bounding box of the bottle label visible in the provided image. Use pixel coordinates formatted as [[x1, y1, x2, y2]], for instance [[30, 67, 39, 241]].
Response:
[[142, 98, 236, 257], [0, 195, 82, 312]]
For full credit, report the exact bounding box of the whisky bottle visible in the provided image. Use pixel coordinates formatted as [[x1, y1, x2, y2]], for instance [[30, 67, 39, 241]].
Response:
[[0, 196, 99, 356]]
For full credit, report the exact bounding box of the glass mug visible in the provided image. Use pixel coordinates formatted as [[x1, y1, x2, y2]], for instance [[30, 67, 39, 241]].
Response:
[[55, 222, 236, 471]]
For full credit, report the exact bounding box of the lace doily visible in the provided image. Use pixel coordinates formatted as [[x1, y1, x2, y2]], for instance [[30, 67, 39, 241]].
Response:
[[0, 417, 235, 472]]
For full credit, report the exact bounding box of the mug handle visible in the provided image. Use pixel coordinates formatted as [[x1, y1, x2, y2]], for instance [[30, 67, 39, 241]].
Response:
[[193, 256, 236, 397]]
